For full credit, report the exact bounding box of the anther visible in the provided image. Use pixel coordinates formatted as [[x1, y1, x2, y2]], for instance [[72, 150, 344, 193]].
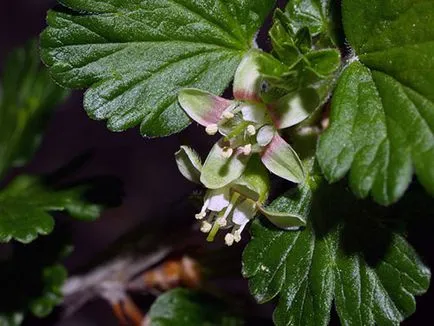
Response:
[[217, 217, 227, 227], [200, 221, 212, 233], [205, 124, 218, 135], [221, 147, 233, 158], [195, 212, 206, 220], [222, 111, 235, 120], [242, 144, 252, 156], [225, 234, 235, 246], [246, 125, 256, 136]]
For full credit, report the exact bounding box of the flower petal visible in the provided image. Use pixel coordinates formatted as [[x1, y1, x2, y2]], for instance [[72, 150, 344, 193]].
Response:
[[259, 205, 306, 230], [200, 139, 250, 189], [268, 88, 320, 129], [178, 88, 233, 127], [231, 155, 270, 203], [175, 146, 202, 184], [232, 199, 256, 226], [261, 134, 305, 183], [240, 103, 267, 124], [206, 188, 230, 212], [233, 50, 263, 102], [256, 125, 275, 147]]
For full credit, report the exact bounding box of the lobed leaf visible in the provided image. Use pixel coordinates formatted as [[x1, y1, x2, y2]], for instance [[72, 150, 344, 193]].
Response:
[[40, 0, 275, 137], [0, 175, 102, 244], [318, 0, 434, 205], [0, 41, 68, 178], [243, 171, 431, 326]]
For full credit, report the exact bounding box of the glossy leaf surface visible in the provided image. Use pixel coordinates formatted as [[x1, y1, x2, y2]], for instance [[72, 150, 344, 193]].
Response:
[[40, 0, 275, 137], [318, 0, 434, 205], [243, 172, 430, 326]]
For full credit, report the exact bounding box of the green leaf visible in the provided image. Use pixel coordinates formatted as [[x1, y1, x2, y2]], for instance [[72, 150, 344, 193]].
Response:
[[0, 41, 68, 178], [40, 0, 275, 137], [284, 0, 336, 46], [0, 175, 102, 244], [318, 0, 434, 204], [243, 172, 430, 326], [0, 230, 72, 325], [265, 5, 341, 108], [0, 313, 24, 326], [149, 288, 243, 326], [29, 265, 68, 318]]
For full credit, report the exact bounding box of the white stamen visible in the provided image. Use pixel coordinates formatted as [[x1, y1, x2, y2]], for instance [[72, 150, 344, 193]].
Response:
[[222, 111, 235, 120], [234, 230, 242, 243], [195, 212, 206, 220], [234, 222, 248, 243], [205, 124, 218, 135], [246, 125, 256, 136], [200, 221, 212, 233], [225, 234, 235, 246], [221, 147, 233, 158], [195, 199, 210, 219], [242, 144, 252, 156], [217, 217, 227, 227]]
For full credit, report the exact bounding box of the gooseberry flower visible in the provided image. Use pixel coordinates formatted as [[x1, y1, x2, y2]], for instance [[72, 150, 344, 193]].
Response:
[[175, 147, 306, 245], [178, 49, 320, 190]]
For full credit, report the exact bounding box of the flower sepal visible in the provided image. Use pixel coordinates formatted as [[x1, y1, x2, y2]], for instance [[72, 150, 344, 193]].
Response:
[[175, 146, 203, 184], [200, 140, 250, 190], [258, 205, 306, 230]]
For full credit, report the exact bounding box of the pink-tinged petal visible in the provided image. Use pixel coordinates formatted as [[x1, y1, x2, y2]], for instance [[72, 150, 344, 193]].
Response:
[[233, 50, 263, 103], [178, 88, 233, 127], [268, 88, 320, 129], [261, 134, 305, 183]]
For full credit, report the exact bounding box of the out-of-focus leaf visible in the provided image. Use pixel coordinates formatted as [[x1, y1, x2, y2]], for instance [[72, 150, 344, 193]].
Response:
[[0, 41, 68, 177], [0, 175, 102, 244], [149, 288, 243, 326], [0, 229, 72, 325]]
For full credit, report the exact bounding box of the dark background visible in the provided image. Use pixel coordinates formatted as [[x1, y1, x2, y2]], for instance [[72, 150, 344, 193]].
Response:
[[1, 1, 206, 324], [0, 1, 433, 325]]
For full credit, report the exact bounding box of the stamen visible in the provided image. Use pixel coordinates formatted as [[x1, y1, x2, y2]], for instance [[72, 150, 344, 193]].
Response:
[[234, 230, 242, 243], [205, 124, 218, 135], [221, 147, 234, 158], [234, 222, 248, 243], [218, 192, 240, 228], [225, 234, 235, 246], [195, 212, 206, 220], [221, 111, 235, 120], [246, 125, 256, 136], [200, 221, 212, 233], [195, 199, 210, 219], [242, 144, 252, 156], [217, 217, 227, 227]]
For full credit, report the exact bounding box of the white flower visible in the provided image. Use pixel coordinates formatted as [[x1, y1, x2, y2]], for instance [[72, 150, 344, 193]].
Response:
[[177, 49, 320, 189]]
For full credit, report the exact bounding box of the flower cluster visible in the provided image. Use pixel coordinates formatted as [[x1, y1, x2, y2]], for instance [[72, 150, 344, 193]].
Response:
[[175, 50, 317, 244]]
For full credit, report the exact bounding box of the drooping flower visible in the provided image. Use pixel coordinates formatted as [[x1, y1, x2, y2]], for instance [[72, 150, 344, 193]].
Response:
[[175, 147, 306, 245], [178, 49, 320, 190]]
